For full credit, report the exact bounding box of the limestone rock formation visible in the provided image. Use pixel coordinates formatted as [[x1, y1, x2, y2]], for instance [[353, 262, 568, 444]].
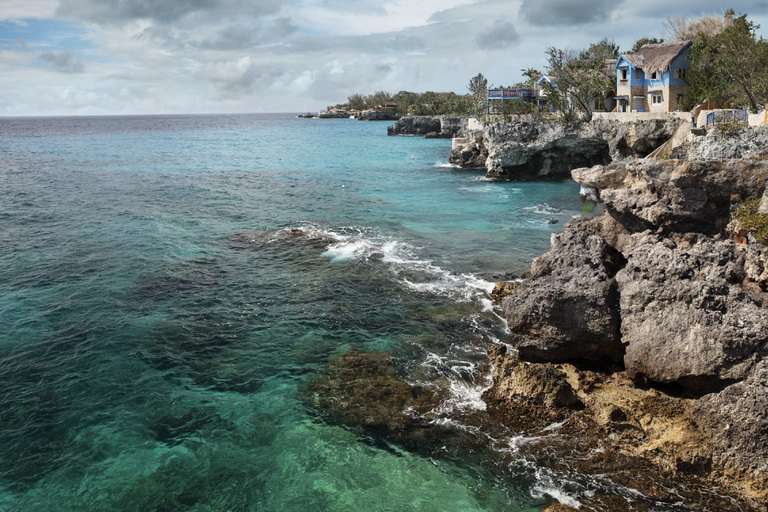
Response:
[[502, 218, 625, 363], [454, 117, 685, 180], [495, 158, 768, 503], [686, 124, 768, 160], [386, 116, 464, 138], [616, 236, 768, 393]]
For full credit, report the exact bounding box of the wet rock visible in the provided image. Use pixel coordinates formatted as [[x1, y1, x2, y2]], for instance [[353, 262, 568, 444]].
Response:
[[490, 280, 520, 303], [484, 345, 581, 409]]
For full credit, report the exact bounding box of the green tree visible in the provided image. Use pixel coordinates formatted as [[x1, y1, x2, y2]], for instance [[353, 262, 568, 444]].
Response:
[[630, 37, 664, 53], [347, 93, 366, 110], [686, 13, 768, 112], [467, 73, 488, 115], [543, 41, 617, 121], [370, 90, 393, 108]]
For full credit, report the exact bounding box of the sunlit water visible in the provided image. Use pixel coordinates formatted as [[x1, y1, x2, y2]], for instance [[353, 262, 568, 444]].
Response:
[[0, 114, 583, 511]]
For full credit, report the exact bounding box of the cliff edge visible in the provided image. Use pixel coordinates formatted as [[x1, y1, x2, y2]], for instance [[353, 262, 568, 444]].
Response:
[[492, 159, 768, 506]]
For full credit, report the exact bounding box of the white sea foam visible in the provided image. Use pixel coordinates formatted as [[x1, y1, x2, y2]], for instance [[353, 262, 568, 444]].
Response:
[[321, 240, 371, 263], [435, 161, 461, 169], [531, 481, 582, 509], [317, 228, 497, 305], [524, 202, 561, 216]]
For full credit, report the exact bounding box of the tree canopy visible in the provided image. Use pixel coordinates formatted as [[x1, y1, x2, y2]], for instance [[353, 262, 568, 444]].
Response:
[[685, 12, 768, 112], [630, 37, 664, 53], [542, 39, 618, 121]]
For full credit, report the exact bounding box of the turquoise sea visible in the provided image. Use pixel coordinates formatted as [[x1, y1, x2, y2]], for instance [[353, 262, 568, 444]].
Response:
[[0, 113, 586, 511]]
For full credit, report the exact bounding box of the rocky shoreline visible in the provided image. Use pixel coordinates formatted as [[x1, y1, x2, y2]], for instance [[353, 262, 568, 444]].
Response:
[[305, 117, 768, 509], [495, 158, 768, 507]]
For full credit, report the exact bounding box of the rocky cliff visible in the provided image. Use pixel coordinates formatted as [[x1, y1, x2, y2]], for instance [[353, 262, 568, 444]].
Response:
[[448, 117, 686, 180], [679, 124, 768, 160], [493, 159, 768, 505], [386, 115, 465, 138]]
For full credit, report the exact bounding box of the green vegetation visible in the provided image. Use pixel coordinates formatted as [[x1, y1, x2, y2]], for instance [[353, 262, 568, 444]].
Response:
[[328, 89, 473, 116], [683, 10, 768, 112], [540, 38, 619, 122], [734, 198, 768, 243], [631, 37, 664, 53]]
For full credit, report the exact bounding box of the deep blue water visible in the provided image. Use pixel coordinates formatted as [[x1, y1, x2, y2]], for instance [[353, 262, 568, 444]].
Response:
[[0, 114, 583, 511]]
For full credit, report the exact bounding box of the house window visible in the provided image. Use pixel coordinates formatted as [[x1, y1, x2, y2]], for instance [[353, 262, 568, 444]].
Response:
[[650, 71, 658, 80], [621, 69, 627, 80], [634, 69, 642, 80], [652, 94, 663, 104], [675, 68, 687, 80]]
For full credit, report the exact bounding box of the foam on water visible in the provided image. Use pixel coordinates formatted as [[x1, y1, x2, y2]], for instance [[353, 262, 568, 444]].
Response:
[[0, 113, 589, 512]]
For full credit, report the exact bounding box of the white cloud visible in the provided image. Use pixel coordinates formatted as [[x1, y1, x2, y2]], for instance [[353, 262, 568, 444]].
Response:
[[0, 0, 58, 21], [3, 0, 768, 115]]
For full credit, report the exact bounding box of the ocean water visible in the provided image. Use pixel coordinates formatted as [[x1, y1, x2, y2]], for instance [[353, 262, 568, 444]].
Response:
[[0, 114, 583, 511]]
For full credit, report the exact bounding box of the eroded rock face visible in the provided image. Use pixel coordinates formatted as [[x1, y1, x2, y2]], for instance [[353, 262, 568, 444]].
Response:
[[483, 121, 611, 180], [687, 124, 768, 160], [695, 360, 768, 498], [495, 158, 768, 504], [449, 129, 487, 168], [573, 160, 768, 234], [501, 218, 625, 363], [616, 235, 768, 393], [386, 116, 464, 138], [479, 117, 684, 181]]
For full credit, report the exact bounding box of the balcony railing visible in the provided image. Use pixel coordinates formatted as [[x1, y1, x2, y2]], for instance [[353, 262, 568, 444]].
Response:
[[488, 88, 534, 100], [706, 109, 748, 127]]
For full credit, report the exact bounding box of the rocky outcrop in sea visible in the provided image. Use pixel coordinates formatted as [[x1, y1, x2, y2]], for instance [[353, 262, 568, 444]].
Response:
[[386, 115, 466, 138], [450, 117, 686, 180], [496, 158, 768, 506]]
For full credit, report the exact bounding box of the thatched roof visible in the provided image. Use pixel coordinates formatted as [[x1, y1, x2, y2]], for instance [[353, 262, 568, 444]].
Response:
[[603, 58, 617, 78], [622, 40, 692, 75]]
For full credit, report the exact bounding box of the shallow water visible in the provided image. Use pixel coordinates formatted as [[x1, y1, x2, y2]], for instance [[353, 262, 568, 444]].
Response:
[[0, 113, 588, 511]]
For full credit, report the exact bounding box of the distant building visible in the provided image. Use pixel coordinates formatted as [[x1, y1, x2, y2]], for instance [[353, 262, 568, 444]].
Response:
[[614, 41, 692, 113], [486, 87, 535, 114]]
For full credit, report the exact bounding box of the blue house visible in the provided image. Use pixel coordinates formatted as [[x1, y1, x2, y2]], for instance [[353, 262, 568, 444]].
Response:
[[614, 40, 692, 113]]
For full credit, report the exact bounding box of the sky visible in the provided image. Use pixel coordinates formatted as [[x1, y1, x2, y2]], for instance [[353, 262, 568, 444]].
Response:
[[1, 0, 767, 116]]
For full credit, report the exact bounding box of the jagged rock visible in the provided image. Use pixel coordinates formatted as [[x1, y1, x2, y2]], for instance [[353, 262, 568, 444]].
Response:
[[484, 121, 611, 180], [744, 244, 768, 289], [694, 360, 768, 499], [355, 110, 400, 121], [490, 280, 520, 303], [616, 235, 768, 393], [449, 129, 487, 168], [484, 345, 581, 408], [687, 124, 768, 160], [480, 117, 684, 180], [386, 116, 463, 138], [501, 218, 625, 363], [572, 159, 768, 234]]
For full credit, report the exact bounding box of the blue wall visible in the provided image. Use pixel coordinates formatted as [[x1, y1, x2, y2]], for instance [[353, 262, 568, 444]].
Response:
[[615, 48, 690, 88]]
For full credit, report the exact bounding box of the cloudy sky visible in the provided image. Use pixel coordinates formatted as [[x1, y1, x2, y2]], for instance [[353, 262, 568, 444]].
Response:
[[1, 0, 766, 116]]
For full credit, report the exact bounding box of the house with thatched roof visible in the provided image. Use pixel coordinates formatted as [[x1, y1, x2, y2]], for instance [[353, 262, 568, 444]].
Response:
[[614, 40, 692, 113]]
